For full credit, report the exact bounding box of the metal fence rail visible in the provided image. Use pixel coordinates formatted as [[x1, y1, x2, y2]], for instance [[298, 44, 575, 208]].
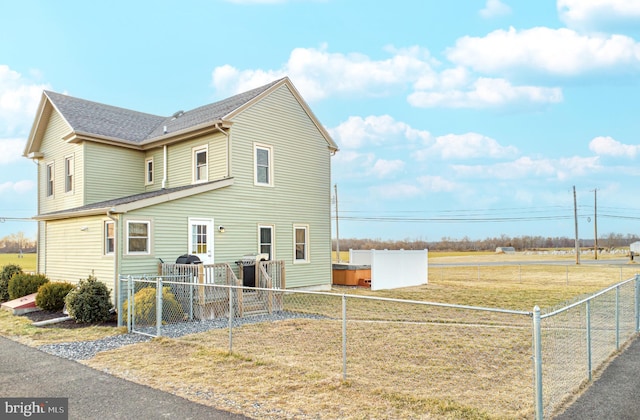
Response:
[[117, 275, 640, 419]]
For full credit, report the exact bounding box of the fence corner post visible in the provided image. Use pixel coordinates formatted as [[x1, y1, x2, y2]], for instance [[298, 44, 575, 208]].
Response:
[[635, 274, 640, 333], [533, 305, 543, 420], [156, 276, 163, 337]]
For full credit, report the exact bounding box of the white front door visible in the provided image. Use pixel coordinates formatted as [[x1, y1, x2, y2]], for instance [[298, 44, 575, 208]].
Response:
[[188, 218, 214, 264]]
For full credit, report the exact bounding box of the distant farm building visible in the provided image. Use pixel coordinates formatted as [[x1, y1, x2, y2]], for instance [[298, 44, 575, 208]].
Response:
[[495, 247, 516, 254]]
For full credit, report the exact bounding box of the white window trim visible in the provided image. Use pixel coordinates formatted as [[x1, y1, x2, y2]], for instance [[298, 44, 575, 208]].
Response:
[[64, 155, 74, 194], [192, 145, 208, 184], [258, 224, 275, 260], [254, 143, 273, 186], [46, 161, 55, 198], [126, 220, 151, 255], [105, 221, 115, 255], [145, 157, 154, 185], [293, 224, 309, 264]]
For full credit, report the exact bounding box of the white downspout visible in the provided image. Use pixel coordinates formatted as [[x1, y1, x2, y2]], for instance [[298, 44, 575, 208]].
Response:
[[106, 209, 119, 317], [162, 145, 167, 189], [214, 124, 231, 178]]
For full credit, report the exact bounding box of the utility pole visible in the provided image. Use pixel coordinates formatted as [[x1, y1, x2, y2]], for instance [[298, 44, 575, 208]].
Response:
[[593, 188, 598, 260], [573, 186, 580, 265], [334, 184, 341, 263]]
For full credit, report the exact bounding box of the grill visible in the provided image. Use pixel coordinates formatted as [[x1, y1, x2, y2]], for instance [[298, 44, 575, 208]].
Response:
[[175, 254, 202, 265]]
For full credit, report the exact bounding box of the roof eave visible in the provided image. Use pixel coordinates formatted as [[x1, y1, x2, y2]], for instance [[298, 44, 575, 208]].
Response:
[[139, 120, 233, 149], [34, 178, 235, 221]]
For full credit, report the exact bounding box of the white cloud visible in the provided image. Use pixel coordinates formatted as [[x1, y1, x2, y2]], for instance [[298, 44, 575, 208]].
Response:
[[417, 175, 458, 192], [212, 45, 435, 102], [414, 132, 519, 160], [447, 27, 640, 76], [558, 0, 640, 29], [479, 0, 512, 18], [589, 136, 640, 158], [329, 115, 432, 150], [370, 159, 405, 178], [370, 182, 422, 199], [452, 156, 601, 181], [213, 44, 560, 109], [0, 65, 48, 136], [0, 138, 26, 164], [408, 77, 563, 108], [0, 180, 34, 195]]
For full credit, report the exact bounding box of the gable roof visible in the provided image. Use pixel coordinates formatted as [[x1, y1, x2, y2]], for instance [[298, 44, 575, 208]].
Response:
[[24, 77, 338, 156]]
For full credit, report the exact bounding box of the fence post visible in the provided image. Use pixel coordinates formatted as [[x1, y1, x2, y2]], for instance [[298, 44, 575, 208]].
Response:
[[117, 275, 123, 327], [635, 274, 640, 333], [615, 286, 620, 350], [156, 277, 163, 337], [342, 294, 347, 381], [128, 275, 133, 333], [228, 286, 234, 354], [533, 306, 543, 420], [586, 300, 592, 382]]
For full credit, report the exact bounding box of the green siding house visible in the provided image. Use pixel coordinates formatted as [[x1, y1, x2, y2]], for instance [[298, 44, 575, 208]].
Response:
[[23, 78, 338, 305]]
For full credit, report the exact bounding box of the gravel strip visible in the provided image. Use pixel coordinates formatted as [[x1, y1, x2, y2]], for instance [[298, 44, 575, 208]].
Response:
[[38, 311, 326, 361]]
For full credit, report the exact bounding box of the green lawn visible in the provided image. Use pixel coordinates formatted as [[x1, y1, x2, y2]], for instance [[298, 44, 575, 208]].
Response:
[[0, 253, 36, 272]]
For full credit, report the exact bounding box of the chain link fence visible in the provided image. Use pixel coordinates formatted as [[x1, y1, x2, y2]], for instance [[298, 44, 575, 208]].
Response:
[[534, 276, 639, 418], [118, 274, 639, 419]]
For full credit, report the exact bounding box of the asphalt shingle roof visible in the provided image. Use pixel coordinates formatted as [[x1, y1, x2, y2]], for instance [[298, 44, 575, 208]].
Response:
[[45, 78, 283, 144]]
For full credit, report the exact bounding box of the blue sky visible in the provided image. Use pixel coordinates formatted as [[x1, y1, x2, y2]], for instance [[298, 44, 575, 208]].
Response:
[[1, 0, 640, 242]]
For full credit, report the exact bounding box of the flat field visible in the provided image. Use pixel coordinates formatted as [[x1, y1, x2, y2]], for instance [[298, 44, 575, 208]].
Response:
[[1, 251, 635, 419], [0, 253, 36, 272]]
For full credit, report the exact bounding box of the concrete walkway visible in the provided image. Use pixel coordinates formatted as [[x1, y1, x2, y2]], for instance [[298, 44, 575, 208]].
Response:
[[0, 336, 249, 420], [553, 335, 640, 419]]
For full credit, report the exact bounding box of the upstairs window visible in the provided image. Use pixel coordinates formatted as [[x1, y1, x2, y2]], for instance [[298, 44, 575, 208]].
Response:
[[64, 156, 74, 193], [294, 225, 309, 263], [254, 144, 273, 186], [145, 158, 154, 185], [193, 145, 208, 183], [46, 163, 54, 197]]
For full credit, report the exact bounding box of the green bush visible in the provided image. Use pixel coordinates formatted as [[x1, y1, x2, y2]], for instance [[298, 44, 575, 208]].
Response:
[[65, 275, 112, 324], [36, 281, 76, 311], [8, 273, 49, 300], [122, 286, 184, 324], [0, 264, 23, 302]]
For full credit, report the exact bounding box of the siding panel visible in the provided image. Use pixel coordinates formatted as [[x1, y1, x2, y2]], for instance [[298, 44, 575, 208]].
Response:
[[84, 142, 145, 203], [38, 111, 84, 214]]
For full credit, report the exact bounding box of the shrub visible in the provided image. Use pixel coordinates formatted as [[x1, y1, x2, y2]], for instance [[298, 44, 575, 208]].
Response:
[[8, 273, 49, 300], [65, 275, 112, 324], [36, 281, 76, 311], [0, 264, 23, 302], [122, 286, 184, 324]]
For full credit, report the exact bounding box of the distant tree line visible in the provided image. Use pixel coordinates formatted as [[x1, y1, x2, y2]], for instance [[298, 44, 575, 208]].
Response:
[[0, 232, 37, 253], [334, 232, 640, 252]]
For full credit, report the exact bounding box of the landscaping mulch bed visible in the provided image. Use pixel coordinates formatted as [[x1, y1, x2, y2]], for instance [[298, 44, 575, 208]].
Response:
[[21, 310, 118, 329]]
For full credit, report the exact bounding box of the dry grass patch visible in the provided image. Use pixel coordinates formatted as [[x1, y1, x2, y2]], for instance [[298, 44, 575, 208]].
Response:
[[0, 310, 125, 345], [87, 323, 527, 419], [3, 258, 634, 419]]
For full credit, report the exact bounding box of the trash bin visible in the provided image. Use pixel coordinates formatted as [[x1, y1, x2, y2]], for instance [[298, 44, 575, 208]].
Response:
[[236, 253, 269, 287]]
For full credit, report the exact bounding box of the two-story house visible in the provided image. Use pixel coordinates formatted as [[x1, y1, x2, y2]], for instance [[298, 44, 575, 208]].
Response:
[[23, 77, 338, 305]]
